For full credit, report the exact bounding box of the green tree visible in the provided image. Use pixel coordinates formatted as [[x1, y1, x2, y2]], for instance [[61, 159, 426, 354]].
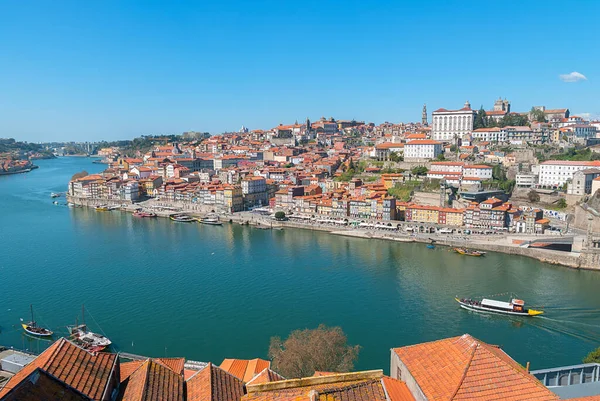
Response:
[[492, 164, 506, 181], [274, 211, 286, 220], [268, 324, 360, 378], [583, 347, 600, 364], [556, 198, 567, 209], [389, 152, 403, 162], [473, 107, 487, 129], [530, 107, 547, 123], [411, 166, 428, 176], [436, 153, 446, 161], [499, 113, 528, 127]]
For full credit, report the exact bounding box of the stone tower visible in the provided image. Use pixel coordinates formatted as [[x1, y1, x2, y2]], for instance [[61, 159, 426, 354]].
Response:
[[422, 104, 428, 126]]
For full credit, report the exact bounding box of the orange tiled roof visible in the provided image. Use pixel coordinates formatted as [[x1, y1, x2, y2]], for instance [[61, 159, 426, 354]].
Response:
[[392, 334, 558, 401], [187, 362, 245, 401], [0, 368, 91, 401], [382, 376, 416, 401], [118, 359, 184, 401], [220, 358, 271, 383], [246, 368, 286, 385], [0, 338, 117, 400]]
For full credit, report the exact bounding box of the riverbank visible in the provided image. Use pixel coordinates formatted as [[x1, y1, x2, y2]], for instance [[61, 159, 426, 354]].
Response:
[[65, 194, 598, 270]]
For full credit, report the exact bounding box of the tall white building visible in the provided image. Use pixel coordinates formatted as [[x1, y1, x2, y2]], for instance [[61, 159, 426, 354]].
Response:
[[538, 160, 600, 187], [431, 101, 476, 142]]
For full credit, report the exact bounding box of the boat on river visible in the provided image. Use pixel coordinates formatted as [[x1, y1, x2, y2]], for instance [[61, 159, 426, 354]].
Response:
[[454, 247, 485, 256], [50, 192, 61, 198], [133, 210, 157, 218], [170, 213, 195, 222], [455, 296, 543, 317], [199, 215, 222, 225], [67, 305, 112, 354], [95, 205, 109, 211], [21, 305, 53, 337]]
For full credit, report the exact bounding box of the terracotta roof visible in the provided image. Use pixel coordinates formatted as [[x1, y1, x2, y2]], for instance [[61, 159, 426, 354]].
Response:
[[0, 339, 117, 400], [405, 140, 442, 145], [117, 359, 184, 401], [392, 334, 558, 401], [382, 376, 416, 401], [187, 362, 245, 401], [220, 358, 271, 382], [246, 368, 286, 385], [0, 368, 92, 401], [244, 370, 390, 401], [120, 358, 185, 383]]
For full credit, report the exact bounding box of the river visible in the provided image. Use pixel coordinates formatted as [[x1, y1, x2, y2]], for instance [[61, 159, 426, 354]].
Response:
[[0, 157, 599, 372]]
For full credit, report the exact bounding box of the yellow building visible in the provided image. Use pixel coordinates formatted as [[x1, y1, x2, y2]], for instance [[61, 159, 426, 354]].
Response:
[[381, 174, 404, 189]]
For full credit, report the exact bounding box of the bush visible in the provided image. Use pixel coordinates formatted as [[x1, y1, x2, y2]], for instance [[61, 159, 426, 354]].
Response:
[[556, 198, 567, 209], [411, 166, 428, 176], [583, 346, 600, 364], [274, 211, 286, 220]]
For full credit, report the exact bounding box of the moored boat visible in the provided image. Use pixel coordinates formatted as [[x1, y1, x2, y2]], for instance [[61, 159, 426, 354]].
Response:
[[95, 205, 109, 211], [133, 210, 157, 218], [50, 192, 61, 198], [170, 213, 195, 222], [454, 247, 485, 256], [21, 305, 53, 337], [67, 305, 112, 354], [199, 215, 222, 225], [455, 297, 543, 317]]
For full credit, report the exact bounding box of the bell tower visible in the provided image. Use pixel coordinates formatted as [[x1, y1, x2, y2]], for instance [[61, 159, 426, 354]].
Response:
[[422, 104, 428, 126]]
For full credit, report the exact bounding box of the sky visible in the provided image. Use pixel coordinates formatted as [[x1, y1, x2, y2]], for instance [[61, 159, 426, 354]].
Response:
[[0, 1, 598, 142]]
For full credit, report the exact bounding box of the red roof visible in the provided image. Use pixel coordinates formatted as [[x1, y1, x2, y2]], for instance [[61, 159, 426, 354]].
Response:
[[220, 358, 271, 383], [393, 334, 558, 401]]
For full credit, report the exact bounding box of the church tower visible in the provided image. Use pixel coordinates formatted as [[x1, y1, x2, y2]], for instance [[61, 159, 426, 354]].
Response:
[[422, 104, 428, 126]]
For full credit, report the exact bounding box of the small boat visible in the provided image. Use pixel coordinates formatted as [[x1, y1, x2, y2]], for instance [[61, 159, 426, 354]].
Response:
[[67, 305, 112, 354], [170, 213, 195, 222], [454, 247, 485, 256], [106, 205, 121, 211], [133, 211, 157, 218], [455, 297, 543, 317], [199, 216, 223, 225], [21, 305, 53, 337], [50, 192, 61, 198], [95, 205, 109, 211], [426, 244, 435, 249]]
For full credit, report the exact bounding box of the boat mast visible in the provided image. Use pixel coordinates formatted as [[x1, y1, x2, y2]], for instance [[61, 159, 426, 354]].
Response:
[[82, 304, 85, 327], [30, 304, 34, 325]]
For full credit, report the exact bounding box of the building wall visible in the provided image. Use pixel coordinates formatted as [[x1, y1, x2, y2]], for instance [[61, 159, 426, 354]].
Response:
[[390, 352, 428, 401]]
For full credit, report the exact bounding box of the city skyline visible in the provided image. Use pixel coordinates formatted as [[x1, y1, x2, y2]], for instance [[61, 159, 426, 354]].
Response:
[[1, 0, 598, 142]]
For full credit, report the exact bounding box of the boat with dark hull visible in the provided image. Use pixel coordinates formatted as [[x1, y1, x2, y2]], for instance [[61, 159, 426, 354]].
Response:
[[454, 247, 485, 256], [21, 305, 53, 337], [133, 210, 157, 218], [170, 213, 195, 222], [455, 297, 543, 317], [199, 215, 223, 225], [67, 305, 112, 354]]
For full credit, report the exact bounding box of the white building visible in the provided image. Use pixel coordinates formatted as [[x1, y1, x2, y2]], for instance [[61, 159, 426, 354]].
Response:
[[403, 140, 442, 161], [241, 176, 266, 194], [471, 127, 506, 142], [463, 165, 493, 180], [516, 173, 537, 188], [429, 161, 464, 173], [538, 160, 600, 188], [431, 101, 476, 142], [566, 169, 600, 195]]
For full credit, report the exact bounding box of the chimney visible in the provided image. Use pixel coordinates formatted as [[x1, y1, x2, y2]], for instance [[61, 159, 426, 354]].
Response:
[[526, 362, 530, 373], [308, 390, 319, 401]]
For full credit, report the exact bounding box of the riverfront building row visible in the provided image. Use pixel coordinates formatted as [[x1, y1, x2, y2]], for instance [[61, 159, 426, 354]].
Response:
[[1, 334, 597, 400]]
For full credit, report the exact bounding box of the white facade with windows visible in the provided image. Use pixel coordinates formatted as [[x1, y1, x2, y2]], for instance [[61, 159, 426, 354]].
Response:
[[471, 128, 506, 142], [431, 101, 476, 142], [403, 140, 443, 161], [538, 160, 600, 187], [463, 165, 493, 180]]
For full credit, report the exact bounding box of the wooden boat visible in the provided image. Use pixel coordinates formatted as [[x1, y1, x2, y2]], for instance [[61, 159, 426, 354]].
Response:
[[21, 305, 53, 337], [133, 211, 157, 218], [455, 297, 543, 317], [95, 205, 109, 212], [454, 247, 485, 256], [50, 192, 61, 198], [170, 213, 195, 222], [67, 305, 112, 354]]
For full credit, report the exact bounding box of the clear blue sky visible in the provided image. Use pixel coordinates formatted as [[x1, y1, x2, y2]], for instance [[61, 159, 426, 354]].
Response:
[[1, 1, 598, 142]]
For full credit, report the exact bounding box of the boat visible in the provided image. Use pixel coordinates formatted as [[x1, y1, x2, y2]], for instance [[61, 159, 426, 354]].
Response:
[[67, 305, 112, 354], [106, 205, 121, 211], [199, 214, 223, 225], [170, 213, 195, 222], [95, 205, 109, 212], [133, 210, 157, 218], [455, 296, 543, 317], [426, 244, 435, 249], [50, 192, 61, 198], [21, 305, 53, 337], [454, 247, 485, 256]]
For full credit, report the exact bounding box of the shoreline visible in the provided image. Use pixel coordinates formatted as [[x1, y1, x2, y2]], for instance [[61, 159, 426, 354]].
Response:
[[65, 195, 597, 271]]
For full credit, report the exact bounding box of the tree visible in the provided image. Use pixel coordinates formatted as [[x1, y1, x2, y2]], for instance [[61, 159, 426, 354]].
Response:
[[530, 107, 547, 123], [527, 190, 540, 203], [274, 211, 286, 220], [583, 346, 600, 364], [268, 324, 360, 378], [389, 152, 403, 162], [436, 153, 446, 161], [492, 164, 506, 181], [411, 166, 428, 176], [71, 170, 89, 181], [473, 107, 487, 130], [556, 198, 567, 209], [499, 113, 528, 127]]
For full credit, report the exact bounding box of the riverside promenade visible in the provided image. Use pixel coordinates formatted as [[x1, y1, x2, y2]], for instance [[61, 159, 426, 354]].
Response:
[[66, 194, 598, 270]]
